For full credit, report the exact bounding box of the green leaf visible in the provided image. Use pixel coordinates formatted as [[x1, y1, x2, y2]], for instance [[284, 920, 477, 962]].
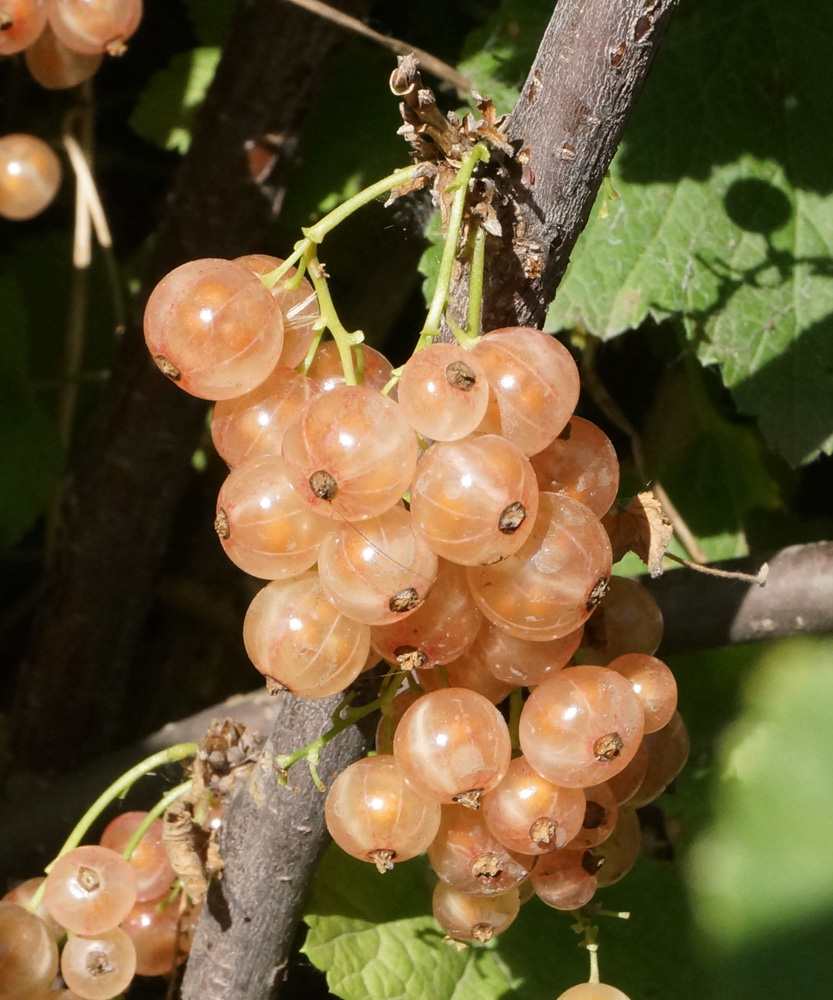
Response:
[[687, 637, 833, 999], [417, 210, 443, 307], [0, 278, 61, 548], [130, 48, 221, 153], [546, 0, 833, 466], [458, 0, 554, 115]]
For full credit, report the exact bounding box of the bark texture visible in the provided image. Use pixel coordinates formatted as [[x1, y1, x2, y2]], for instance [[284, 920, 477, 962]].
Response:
[[181, 692, 372, 1000], [11, 0, 372, 774]]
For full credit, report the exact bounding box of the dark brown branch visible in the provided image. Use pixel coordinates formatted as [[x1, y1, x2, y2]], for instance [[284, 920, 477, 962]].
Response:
[[451, 0, 682, 331], [643, 541, 833, 655], [11, 0, 373, 774], [181, 691, 372, 1000]]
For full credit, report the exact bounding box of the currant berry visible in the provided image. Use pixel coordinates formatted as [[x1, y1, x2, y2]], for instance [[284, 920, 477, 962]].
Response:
[[25, 22, 102, 87], [48, 0, 142, 55], [143, 258, 284, 400], [628, 710, 689, 807], [44, 844, 137, 935], [481, 755, 586, 855], [606, 653, 678, 733], [432, 881, 520, 943], [98, 811, 176, 903], [325, 755, 441, 871], [429, 803, 535, 895], [397, 342, 490, 441], [374, 689, 422, 754], [243, 573, 370, 698], [566, 782, 618, 850], [603, 737, 649, 804], [210, 365, 319, 468], [0, 133, 61, 221], [120, 898, 188, 976], [317, 505, 438, 625], [0, 901, 59, 1000], [467, 619, 583, 687], [306, 341, 393, 393], [215, 454, 332, 579], [416, 652, 514, 706], [234, 254, 319, 368], [2, 876, 64, 939], [529, 416, 619, 517], [588, 806, 641, 888], [556, 984, 632, 1000], [281, 384, 418, 521], [519, 665, 645, 788], [0, 0, 47, 55], [467, 492, 612, 641], [370, 559, 483, 670], [580, 576, 664, 664], [530, 848, 597, 910], [393, 688, 511, 808], [60, 926, 137, 999], [409, 434, 539, 566], [471, 327, 580, 456]]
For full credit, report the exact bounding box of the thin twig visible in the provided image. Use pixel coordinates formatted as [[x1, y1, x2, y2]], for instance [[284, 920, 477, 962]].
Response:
[[278, 0, 474, 95], [664, 552, 769, 585]]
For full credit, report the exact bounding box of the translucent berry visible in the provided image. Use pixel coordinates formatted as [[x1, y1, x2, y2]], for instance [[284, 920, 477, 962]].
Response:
[[519, 665, 645, 788], [2, 876, 64, 939], [210, 365, 319, 468], [466, 619, 583, 687], [0, 0, 48, 55], [629, 710, 689, 807], [588, 806, 641, 888], [429, 804, 535, 895], [0, 133, 61, 221], [325, 755, 441, 871], [143, 257, 284, 400], [409, 435, 539, 566], [467, 492, 612, 641], [44, 844, 137, 935], [397, 342, 490, 441], [374, 689, 422, 754], [603, 737, 649, 804], [234, 254, 319, 368], [556, 984, 632, 1000], [416, 653, 514, 706], [281, 385, 418, 521], [318, 505, 438, 625], [307, 341, 393, 393], [243, 574, 370, 698], [432, 881, 520, 942], [0, 901, 59, 1000], [606, 653, 678, 733], [580, 576, 664, 664], [471, 327, 580, 456], [120, 898, 188, 977], [49, 0, 142, 55], [566, 782, 618, 850], [481, 755, 586, 855], [215, 454, 332, 579], [99, 811, 176, 903], [530, 848, 597, 910], [370, 559, 483, 670], [25, 22, 102, 87], [60, 926, 137, 999], [530, 416, 619, 516], [393, 687, 511, 807]]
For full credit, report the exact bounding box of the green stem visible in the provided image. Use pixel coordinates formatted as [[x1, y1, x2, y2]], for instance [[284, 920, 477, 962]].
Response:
[[303, 164, 420, 245], [275, 669, 399, 789], [303, 248, 364, 386], [420, 143, 490, 345], [121, 780, 193, 861], [466, 223, 486, 339]]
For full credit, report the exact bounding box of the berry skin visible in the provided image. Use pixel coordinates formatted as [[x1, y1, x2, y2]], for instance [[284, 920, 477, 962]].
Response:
[[99, 811, 176, 903], [60, 926, 137, 999], [0, 133, 61, 221], [44, 844, 137, 936], [143, 258, 284, 400], [555, 985, 632, 1000], [0, 901, 59, 1000], [48, 0, 142, 55], [25, 22, 102, 88], [0, 0, 48, 56], [397, 342, 490, 441], [432, 881, 520, 942]]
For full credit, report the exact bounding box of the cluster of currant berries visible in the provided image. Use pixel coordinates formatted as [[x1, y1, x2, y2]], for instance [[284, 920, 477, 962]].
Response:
[[0, 809, 203, 998], [141, 249, 689, 984], [0, 0, 143, 89]]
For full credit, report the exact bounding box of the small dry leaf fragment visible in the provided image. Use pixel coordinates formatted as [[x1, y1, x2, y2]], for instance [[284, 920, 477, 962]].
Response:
[[602, 490, 673, 577]]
